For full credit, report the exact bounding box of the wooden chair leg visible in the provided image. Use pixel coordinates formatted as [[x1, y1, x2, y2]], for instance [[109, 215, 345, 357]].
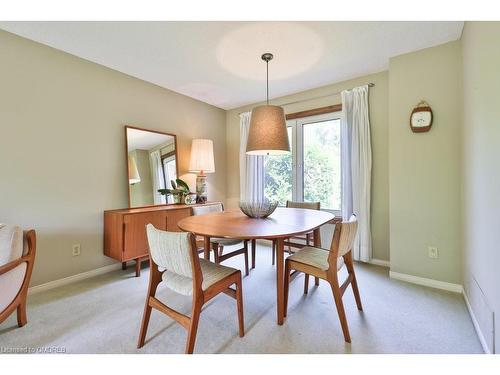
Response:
[[185, 298, 203, 354], [212, 243, 219, 263], [306, 233, 311, 246], [315, 277, 320, 286], [284, 262, 291, 317], [303, 273, 309, 294], [344, 253, 363, 311], [271, 240, 276, 265], [251, 239, 256, 269], [235, 273, 245, 337], [243, 241, 249, 276], [137, 263, 162, 348], [17, 300, 27, 327], [351, 274, 363, 311], [330, 281, 351, 343]]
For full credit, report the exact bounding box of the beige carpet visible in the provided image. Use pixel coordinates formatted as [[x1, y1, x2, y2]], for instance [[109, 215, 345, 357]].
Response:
[[0, 243, 482, 354]]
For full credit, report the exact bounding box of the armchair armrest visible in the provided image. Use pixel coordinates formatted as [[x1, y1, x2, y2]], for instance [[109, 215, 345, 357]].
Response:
[[0, 257, 26, 276]]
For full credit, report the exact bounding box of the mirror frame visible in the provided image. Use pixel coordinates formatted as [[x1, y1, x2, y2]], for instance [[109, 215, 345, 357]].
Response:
[[124, 125, 179, 208]]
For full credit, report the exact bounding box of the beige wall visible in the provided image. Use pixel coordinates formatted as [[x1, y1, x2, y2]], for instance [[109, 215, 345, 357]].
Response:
[[0, 30, 227, 286], [388, 41, 462, 284], [226, 71, 390, 261], [462, 22, 500, 353]]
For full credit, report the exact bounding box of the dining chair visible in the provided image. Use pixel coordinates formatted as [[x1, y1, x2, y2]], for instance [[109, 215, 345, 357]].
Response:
[[283, 215, 362, 343], [138, 224, 244, 354], [271, 201, 321, 265], [0, 224, 36, 328], [192, 203, 249, 276]]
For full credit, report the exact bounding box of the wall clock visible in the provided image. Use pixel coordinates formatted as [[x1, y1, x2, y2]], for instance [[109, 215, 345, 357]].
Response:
[[410, 101, 433, 133]]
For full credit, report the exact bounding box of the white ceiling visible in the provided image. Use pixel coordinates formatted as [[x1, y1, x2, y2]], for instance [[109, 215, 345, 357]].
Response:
[[0, 21, 464, 109], [127, 128, 174, 152]]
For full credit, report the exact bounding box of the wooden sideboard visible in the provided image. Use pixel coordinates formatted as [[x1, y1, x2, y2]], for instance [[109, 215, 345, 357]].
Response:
[[104, 202, 219, 277]]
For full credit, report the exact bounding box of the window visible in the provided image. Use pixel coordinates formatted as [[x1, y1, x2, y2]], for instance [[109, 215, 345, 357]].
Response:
[[162, 155, 177, 204], [264, 112, 342, 213], [264, 127, 293, 206]]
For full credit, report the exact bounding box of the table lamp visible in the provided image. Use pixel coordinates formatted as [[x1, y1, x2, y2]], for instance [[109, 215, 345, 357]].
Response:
[[189, 139, 215, 203]]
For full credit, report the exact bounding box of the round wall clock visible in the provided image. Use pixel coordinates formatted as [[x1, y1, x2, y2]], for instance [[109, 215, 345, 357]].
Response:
[[410, 101, 433, 133]]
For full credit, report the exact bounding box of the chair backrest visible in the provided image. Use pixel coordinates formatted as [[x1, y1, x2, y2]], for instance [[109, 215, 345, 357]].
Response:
[[329, 215, 358, 259], [146, 224, 197, 278], [191, 203, 223, 216], [286, 201, 320, 210]]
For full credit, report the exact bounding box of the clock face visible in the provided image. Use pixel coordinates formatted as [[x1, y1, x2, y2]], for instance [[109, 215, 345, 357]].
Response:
[[411, 111, 432, 127]]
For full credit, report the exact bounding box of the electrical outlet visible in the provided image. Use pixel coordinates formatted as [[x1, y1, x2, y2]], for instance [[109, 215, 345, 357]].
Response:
[[72, 244, 81, 257], [428, 246, 438, 259]]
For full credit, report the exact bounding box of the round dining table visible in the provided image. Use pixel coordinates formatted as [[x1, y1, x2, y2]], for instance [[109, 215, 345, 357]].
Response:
[[177, 207, 336, 325]]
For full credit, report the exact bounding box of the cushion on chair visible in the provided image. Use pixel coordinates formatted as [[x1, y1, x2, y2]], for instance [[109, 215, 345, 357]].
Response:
[[211, 238, 242, 246], [0, 263, 27, 312], [161, 259, 238, 296], [287, 246, 344, 271], [0, 224, 24, 267]]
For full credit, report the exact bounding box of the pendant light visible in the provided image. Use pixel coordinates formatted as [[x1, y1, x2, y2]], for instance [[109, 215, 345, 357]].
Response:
[[246, 53, 290, 155]]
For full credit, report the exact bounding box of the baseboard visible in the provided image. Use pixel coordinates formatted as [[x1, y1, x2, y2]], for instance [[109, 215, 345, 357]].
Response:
[[389, 271, 463, 293], [368, 258, 390, 268], [463, 290, 491, 354], [28, 263, 122, 295]]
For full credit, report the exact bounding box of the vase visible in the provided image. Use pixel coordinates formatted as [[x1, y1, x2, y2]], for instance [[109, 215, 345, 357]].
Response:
[[173, 194, 185, 204]]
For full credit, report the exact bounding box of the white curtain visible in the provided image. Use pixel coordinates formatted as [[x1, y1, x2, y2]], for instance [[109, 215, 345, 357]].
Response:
[[341, 85, 372, 262], [239, 112, 265, 202], [150, 150, 166, 205]]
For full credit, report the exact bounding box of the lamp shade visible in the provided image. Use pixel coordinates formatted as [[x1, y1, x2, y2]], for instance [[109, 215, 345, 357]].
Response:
[[189, 139, 215, 173], [246, 105, 290, 155], [128, 155, 141, 184]]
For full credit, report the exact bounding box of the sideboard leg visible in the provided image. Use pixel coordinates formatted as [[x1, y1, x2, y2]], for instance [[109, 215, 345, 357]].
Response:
[[135, 258, 141, 277], [122, 262, 127, 270]]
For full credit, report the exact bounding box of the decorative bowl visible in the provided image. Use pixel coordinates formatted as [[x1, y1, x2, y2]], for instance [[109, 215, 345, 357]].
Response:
[[239, 200, 278, 219]]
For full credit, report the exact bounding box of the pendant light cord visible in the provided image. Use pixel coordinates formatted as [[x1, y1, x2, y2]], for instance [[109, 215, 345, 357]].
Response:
[[266, 59, 269, 105]]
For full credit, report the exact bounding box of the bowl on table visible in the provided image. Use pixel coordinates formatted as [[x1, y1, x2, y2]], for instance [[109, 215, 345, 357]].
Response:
[[239, 200, 278, 219]]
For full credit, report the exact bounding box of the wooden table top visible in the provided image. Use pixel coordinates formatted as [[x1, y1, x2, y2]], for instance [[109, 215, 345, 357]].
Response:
[[177, 207, 336, 240]]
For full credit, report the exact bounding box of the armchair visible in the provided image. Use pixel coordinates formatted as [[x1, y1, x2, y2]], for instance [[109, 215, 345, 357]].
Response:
[[0, 224, 36, 327]]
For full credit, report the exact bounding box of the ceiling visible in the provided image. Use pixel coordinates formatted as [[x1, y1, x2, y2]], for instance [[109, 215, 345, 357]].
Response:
[[127, 128, 174, 152], [0, 21, 464, 109]]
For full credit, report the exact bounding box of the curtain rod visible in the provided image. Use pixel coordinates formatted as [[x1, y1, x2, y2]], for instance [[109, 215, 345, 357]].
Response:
[[238, 82, 375, 115]]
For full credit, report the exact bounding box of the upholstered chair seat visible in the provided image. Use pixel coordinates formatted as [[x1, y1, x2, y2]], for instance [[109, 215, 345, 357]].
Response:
[[287, 246, 345, 271], [162, 258, 238, 296], [209, 238, 241, 247]]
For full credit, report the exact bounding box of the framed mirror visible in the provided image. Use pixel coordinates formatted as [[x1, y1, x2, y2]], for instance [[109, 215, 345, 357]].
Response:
[[125, 125, 178, 208]]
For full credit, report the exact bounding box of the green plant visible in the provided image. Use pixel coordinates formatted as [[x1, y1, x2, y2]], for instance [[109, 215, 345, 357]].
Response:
[[158, 178, 191, 199]]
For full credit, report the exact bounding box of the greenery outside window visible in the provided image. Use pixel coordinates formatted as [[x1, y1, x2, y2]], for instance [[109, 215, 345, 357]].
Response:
[[264, 112, 342, 214]]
